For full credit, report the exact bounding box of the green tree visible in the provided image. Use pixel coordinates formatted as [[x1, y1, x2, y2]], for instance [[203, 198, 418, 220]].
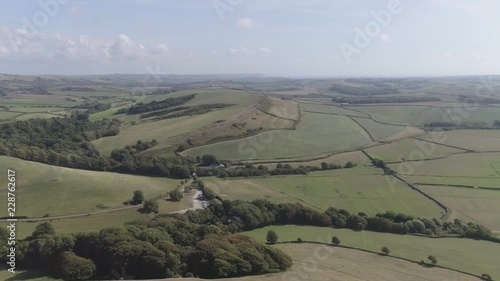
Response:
[[428, 255, 437, 265], [132, 190, 145, 204], [266, 230, 278, 244], [321, 162, 329, 170], [201, 154, 218, 166], [481, 273, 493, 281], [57, 251, 96, 281], [169, 190, 183, 202], [32, 222, 55, 238], [331, 236, 340, 246], [381, 246, 390, 255], [143, 200, 159, 213]]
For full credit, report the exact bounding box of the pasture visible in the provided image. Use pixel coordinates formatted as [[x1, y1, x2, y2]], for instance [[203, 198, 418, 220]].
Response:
[[243, 225, 500, 279], [170, 243, 479, 281], [403, 175, 500, 189], [257, 151, 372, 168], [299, 102, 370, 118], [182, 112, 373, 160], [417, 185, 500, 231], [366, 138, 466, 162], [204, 169, 443, 217], [388, 152, 500, 177], [0, 157, 182, 217], [353, 105, 430, 125], [420, 130, 500, 151], [351, 117, 406, 141]]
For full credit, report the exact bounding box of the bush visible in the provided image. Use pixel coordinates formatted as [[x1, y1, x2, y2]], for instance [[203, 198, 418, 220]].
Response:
[[331, 236, 340, 246], [481, 273, 493, 281], [132, 190, 145, 204], [427, 255, 437, 265], [142, 200, 159, 213], [381, 246, 390, 255], [296, 238, 303, 243], [266, 230, 278, 244], [169, 190, 183, 202], [56, 252, 96, 281]]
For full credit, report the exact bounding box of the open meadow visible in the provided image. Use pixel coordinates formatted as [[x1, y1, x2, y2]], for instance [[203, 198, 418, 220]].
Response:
[[0, 157, 183, 217], [417, 185, 500, 231], [243, 225, 500, 279], [204, 168, 443, 217], [182, 112, 373, 160]]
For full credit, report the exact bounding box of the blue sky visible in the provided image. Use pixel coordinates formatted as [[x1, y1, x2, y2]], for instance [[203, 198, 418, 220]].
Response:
[[0, 0, 499, 76]]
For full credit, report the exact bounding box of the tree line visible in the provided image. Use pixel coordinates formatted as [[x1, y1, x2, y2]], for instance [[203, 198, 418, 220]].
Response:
[[0, 216, 292, 280], [0, 112, 194, 179], [115, 94, 196, 115]]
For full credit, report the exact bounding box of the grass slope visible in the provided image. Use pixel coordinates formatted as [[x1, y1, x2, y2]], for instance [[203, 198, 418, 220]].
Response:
[[243, 225, 500, 279], [0, 157, 181, 217], [183, 112, 373, 161]]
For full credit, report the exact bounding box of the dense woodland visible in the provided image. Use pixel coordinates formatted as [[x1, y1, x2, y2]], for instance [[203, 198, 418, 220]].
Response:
[[0, 112, 194, 178], [116, 94, 196, 115], [0, 211, 292, 280]]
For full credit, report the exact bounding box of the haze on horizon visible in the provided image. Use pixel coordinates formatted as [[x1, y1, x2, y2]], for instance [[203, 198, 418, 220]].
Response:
[[0, 0, 499, 77]]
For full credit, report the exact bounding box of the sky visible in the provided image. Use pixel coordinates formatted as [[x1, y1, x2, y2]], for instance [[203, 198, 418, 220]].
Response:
[[0, 0, 499, 76]]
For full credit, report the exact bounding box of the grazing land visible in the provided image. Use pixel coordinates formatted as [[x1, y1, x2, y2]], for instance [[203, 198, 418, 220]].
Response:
[[204, 168, 443, 217], [182, 112, 373, 160], [353, 105, 431, 125], [388, 152, 500, 177], [417, 185, 500, 230], [366, 138, 466, 163], [420, 130, 500, 151], [0, 157, 182, 217], [243, 226, 500, 280], [168, 243, 479, 281]]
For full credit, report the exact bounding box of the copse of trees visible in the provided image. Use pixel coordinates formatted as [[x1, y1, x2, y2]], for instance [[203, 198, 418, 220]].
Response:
[[3, 216, 293, 280], [115, 94, 196, 115], [169, 190, 183, 202]]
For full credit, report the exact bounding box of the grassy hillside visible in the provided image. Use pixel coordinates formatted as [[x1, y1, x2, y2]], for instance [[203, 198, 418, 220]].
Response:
[[243, 225, 500, 279], [182, 112, 373, 160], [0, 157, 181, 217]]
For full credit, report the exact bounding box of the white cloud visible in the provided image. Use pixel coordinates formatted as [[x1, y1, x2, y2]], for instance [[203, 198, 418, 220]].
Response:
[[258, 47, 271, 53], [0, 27, 169, 62], [229, 46, 250, 55], [237, 17, 255, 28], [380, 34, 390, 43]]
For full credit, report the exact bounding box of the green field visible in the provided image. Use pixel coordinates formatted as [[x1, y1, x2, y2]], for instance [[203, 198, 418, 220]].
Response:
[[417, 185, 500, 230], [352, 117, 406, 140], [92, 90, 257, 155], [414, 107, 451, 126], [183, 112, 373, 160], [354, 105, 430, 125], [403, 175, 500, 189], [0, 157, 182, 217], [243, 225, 500, 279], [443, 106, 500, 124], [258, 151, 372, 169], [299, 102, 370, 117], [420, 130, 500, 151], [366, 138, 466, 162], [204, 168, 443, 217], [389, 152, 500, 177]]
